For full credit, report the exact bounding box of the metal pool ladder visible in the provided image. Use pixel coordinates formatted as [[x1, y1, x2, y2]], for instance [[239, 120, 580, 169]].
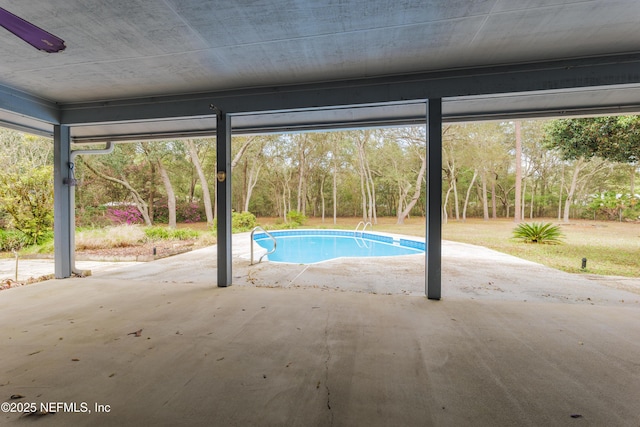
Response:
[[354, 221, 372, 248], [250, 226, 277, 265], [354, 221, 372, 237]]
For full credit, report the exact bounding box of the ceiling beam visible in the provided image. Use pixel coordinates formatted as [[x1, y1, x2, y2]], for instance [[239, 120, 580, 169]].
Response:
[[60, 53, 640, 126], [0, 83, 59, 125]]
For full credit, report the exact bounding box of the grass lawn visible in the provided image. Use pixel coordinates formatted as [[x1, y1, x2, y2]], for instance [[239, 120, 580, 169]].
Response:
[[261, 216, 640, 278], [4, 216, 637, 278]]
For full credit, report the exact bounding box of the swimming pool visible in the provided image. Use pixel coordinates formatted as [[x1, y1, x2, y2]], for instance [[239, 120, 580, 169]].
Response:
[[252, 230, 425, 264]]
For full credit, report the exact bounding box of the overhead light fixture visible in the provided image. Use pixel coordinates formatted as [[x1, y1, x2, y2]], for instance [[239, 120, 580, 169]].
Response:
[[0, 7, 66, 53]]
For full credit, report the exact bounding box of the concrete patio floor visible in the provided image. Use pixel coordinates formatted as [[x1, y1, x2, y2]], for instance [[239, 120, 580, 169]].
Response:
[[1, 236, 639, 426]]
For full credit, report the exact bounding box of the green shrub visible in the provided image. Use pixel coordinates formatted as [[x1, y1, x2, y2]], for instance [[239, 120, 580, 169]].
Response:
[[587, 191, 639, 221], [286, 210, 307, 226], [232, 211, 258, 232], [144, 226, 171, 240], [172, 228, 200, 240], [144, 226, 200, 240], [0, 229, 30, 251], [512, 222, 565, 244], [279, 221, 299, 230]]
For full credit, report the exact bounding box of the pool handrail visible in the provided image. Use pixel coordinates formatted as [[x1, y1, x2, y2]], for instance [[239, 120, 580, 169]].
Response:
[[250, 226, 277, 265], [354, 221, 372, 237], [354, 221, 372, 248]]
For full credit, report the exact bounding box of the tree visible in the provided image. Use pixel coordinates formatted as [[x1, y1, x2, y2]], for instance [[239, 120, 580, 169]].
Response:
[[514, 121, 523, 222], [186, 139, 214, 226], [354, 130, 378, 224], [0, 129, 55, 243], [394, 127, 427, 224], [0, 166, 54, 244], [545, 116, 640, 221], [546, 116, 640, 164], [453, 122, 509, 220], [547, 116, 640, 196], [83, 159, 153, 226], [0, 129, 53, 170], [142, 142, 177, 228], [237, 136, 267, 212]]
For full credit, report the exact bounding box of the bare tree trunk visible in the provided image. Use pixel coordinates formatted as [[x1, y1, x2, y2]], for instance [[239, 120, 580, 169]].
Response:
[[514, 121, 522, 222], [282, 187, 287, 221], [320, 177, 325, 223], [241, 160, 247, 213], [452, 176, 460, 221], [530, 185, 535, 219], [243, 164, 261, 212], [491, 178, 497, 219], [297, 148, 305, 213], [147, 160, 156, 222], [356, 133, 376, 224], [462, 170, 478, 222], [397, 188, 403, 222], [482, 173, 489, 221], [357, 143, 368, 222], [294, 136, 309, 214], [558, 163, 565, 220], [397, 155, 426, 224], [365, 158, 377, 224], [521, 178, 527, 222], [396, 186, 408, 223], [563, 158, 584, 223], [445, 151, 460, 221], [631, 165, 636, 196], [185, 139, 213, 227], [157, 160, 176, 228], [188, 173, 196, 203], [443, 185, 452, 224], [282, 168, 292, 221], [231, 136, 255, 168]]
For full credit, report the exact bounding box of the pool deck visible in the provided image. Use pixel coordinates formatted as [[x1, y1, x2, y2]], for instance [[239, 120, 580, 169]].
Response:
[[1, 233, 639, 426]]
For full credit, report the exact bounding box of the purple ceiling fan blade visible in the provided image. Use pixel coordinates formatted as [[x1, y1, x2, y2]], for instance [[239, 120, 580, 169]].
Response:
[[0, 7, 65, 53]]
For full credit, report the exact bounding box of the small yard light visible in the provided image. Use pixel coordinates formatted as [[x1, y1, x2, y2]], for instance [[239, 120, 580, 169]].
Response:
[[581, 258, 587, 269]]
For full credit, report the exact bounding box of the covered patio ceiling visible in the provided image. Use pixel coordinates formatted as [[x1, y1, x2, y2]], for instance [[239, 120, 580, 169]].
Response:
[[0, 0, 639, 140]]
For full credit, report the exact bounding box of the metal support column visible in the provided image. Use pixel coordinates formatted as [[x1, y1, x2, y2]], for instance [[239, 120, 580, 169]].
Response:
[[216, 110, 232, 287], [426, 99, 442, 300], [53, 125, 73, 278]]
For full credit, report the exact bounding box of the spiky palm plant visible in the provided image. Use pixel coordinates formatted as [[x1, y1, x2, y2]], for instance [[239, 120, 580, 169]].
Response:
[[512, 222, 565, 244]]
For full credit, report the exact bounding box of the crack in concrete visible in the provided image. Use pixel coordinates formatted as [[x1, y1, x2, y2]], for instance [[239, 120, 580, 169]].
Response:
[[324, 310, 334, 425]]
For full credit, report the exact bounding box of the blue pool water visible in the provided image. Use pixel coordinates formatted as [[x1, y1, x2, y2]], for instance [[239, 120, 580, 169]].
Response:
[[253, 230, 424, 264]]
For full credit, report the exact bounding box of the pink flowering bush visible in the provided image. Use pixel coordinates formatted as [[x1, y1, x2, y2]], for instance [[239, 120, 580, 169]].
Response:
[[106, 205, 143, 225], [180, 202, 202, 223]]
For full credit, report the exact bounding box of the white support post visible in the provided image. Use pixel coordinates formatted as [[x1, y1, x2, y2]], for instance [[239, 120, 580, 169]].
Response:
[[53, 125, 73, 278]]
